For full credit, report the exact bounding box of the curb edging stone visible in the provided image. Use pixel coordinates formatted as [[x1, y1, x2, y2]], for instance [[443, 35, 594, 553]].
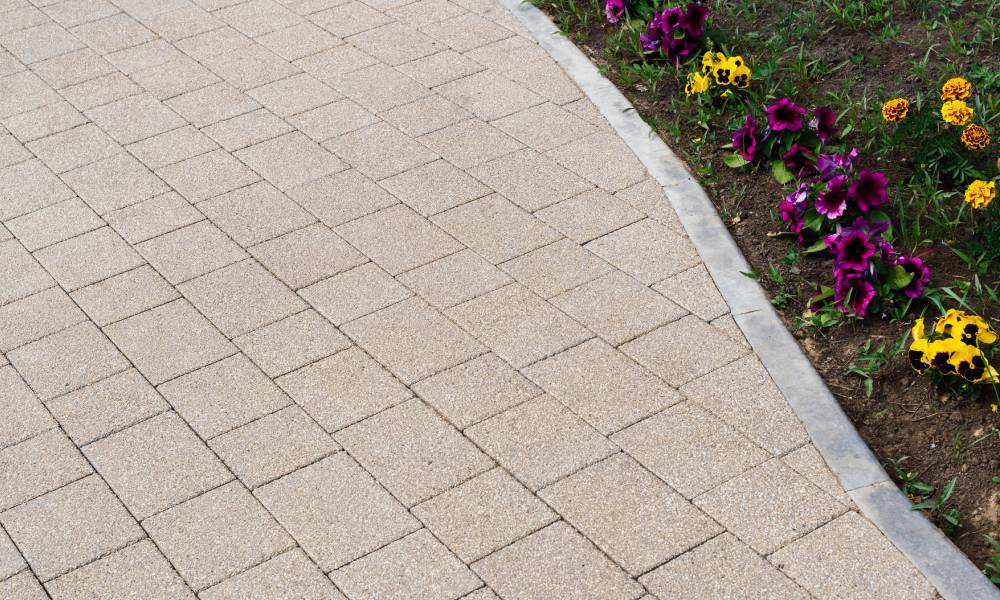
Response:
[[499, 1, 1000, 597]]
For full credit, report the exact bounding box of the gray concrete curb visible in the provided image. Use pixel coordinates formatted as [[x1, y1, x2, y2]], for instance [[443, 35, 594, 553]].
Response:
[[499, 1, 1000, 597]]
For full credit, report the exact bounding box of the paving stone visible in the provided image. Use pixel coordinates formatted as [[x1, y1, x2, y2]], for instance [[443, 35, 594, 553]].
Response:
[[131, 55, 222, 99], [0, 133, 32, 168], [332, 529, 480, 600], [0, 366, 55, 449], [45, 539, 197, 600], [769, 512, 936, 599], [70, 14, 156, 54], [215, 0, 302, 36], [0, 429, 91, 511], [461, 589, 501, 600], [277, 346, 411, 431], [247, 73, 340, 117], [70, 265, 178, 326], [387, 0, 465, 25], [0, 287, 85, 352], [396, 49, 482, 87], [250, 224, 365, 289], [136, 220, 248, 284], [256, 21, 340, 61], [327, 63, 430, 112], [413, 467, 556, 562], [166, 82, 261, 127], [84, 411, 232, 519], [0, 524, 26, 580], [27, 123, 119, 174], [47, 369, 169, 446], [468, 148, 592, 212], [287, 98, 379, 141], [287, 168, 397, 227], [200, 181, 314, 246], [466, 395, 616, 490], [500, 239, 611, 299], [505, 57, 583, 105], [380, 93, 471, 137], [0, 239, 55, 306], [143, 4, 222, 40], [325, 121, 438, 181], [536, 188, 644, 244], [294, 44, 377, 83], [4, 100, 89, 145], [641, 533, 809, 600], [782, 444, 852, 506], [31, 47, 115, 88], [125, 125, 218, 170], [622, 315, 748, 387], [614, 177, 684, 231], [472, 522, 643, 600], [680, 354, 808, 455], [611, 402, 768, 499], [335, 203, 460, 274], [347, 22, 443, 67], [432, 195, 560, 264], [420, 13, 511, 52], [0, 22, 84, 64], [10, 322, 129, 399], [548, 131, 646, 192], [1, 475, 143, 581], [419, 119, 522, 169], [33, 226, 144, 291], [174, 26, 253, 61], [201, 107, 293, 151], [63, 152, 170, 214], [255, 453, 420, 571], [300, 262, 410, 325], [85, 94, 185, 144], [236, 131, 344, 190], [61, 72, 143, 110], [437, 71, 542, 123], [0, 570, 49, 599], [493, 102, 597, 152], [0, 71, 60, 119], [398, 249, 511, 310], [203, 40, 301, 91], [104, 299, 237, 385], [377, 160, 487, 217], [104, 192, 203, 244], [310, 1, 392, 37], [550, 270, 686, 346], [234, 309, 351, 376], [156, 148, 260, 203], [5, 198, 104, 251], [653, 263, 728, 321], [584, 219, 699, 285], [0, 159, 75, 221], [104, 39, 185, 74], [199, 548, 345, 600]]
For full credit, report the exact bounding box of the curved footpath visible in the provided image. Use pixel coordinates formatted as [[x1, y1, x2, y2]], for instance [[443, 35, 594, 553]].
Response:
[[0, 0, 991, 597]]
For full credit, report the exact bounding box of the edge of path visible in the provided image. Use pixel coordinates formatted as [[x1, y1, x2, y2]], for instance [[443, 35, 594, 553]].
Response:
[[497, 1, 1000, 597]]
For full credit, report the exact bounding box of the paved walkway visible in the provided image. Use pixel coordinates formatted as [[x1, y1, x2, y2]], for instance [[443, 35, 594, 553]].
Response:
[[0, 0, 942, 598]]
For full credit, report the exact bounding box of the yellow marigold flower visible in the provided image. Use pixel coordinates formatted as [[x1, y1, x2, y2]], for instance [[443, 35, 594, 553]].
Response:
[[941, 77, 972, 101], [702, 51, 725, 74], [965, 179, 996, 209], [732, 63, 752, 89], [941, 99, 973, 125], [684, 71, 710, 96], [961, 123, 990, 151], [881, 98, 909, 123]]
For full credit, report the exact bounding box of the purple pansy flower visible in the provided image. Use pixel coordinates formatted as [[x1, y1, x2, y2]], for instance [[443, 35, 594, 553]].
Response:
[[848, 169, 888, 212], [811, 106, 837, 145], [605, 0, 627, 23], [641, 4, 708, 64], [679, 2, 709, 36], [765, 98, 807, 132], [817, 147, 859, 180], [815, 175, 850, 218], [732, 114, 759, 161], [640, 12, 664, 51], [826, 228, 876, 271], [834, 271, 876, 317], [782, 143, 817, 179], [779, 182, 809, 240], [893, 255, 931, 299]]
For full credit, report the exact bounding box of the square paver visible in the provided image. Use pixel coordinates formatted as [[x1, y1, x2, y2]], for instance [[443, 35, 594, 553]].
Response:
[[294, 45, 377, 83], [0, 22, 84, 64], [380, 160, 489, 217], [5, 197, 104, 251], [614, 178, 684, 231], [104, 192, 203, 244], [202, 42, 302, 91], [500, 239, 611, 299], [0, 521, 22, 580], [610, 402, 768, 499], [419, 12, 511, 51], [277, 347, 411, 432], [45, 540, 197, 600], [505, 57, 584, 105], [47, 369, 168, 446], [325, 122, 438, 181], [396, 49, 482, 87], [300, 263, 411, 325], [432, 194, 560, 264], [419, 119, 522, 169], [199, 548, 345, 600], [136, 220, 248, 284], [335, 204, 461, 275], [342, 297, 485, 384], [446, 284, 590, 369], [0, 366, 55, 448], [332, 529, 480, 600], [653, 264, 729, 322], [398, 249, 512, 310], [640, 533, 809, 600], [0, 70, 60, 119], [493, 102, 598, 152], [465, 395, 616, 490], [536, 188, 644, 244], [0, 286, 86, 353], [525, 339, 682, 435], [158, 354, 291, 439], [178, 259, 306, 338], [255, 453, 420, 571], [203, 108, 295, 153], [200, 180, 314, 246], [249, 223, 367, 289], [166, 82, 261, 127], [335, 399, 493, 506], [0, 571, 48, 599], [287, 169, 397, 227], [380, 94, 471, 137], [174, 26, 253, 61], [470, 148, 592, 212], [346, 22, 443, 66], [9, 322, 128, 400], [621, 315, 748, 387], [0, 429, 91, 511], [326, 62, 430, 113], [694, 459, 846, 554], [70, 14, 156, 54], [287, 98, 380, 141], [70, 265, 179, 326], [104, 299, 236, 384], [63, 152, 170, 214], [435, 70, 541, 121], [84, 94, 185, 145], [413, 467, 556, 562], [132, 56, 222, 99], [84, 411, 232, 519], [0, 476, 143, 581], [257, 22, 339, 61], [782, 444, 852, 507], [126, 125, 218, 171], [61, 72, 142, 111], [156, 148, 260, 203], [236, 131, 344, 190], [34, 226, 144, 291], [310, 0, 391, 35], [0, 159, 75, 221], [540, 454, 721, 575], [472, 522, 643, 600], [27, 123, 119, 174], [104, 39, 185, 74], [584, 219, 700, 285], [233, 309, 351, 377], [247, 73, 339, 117], [547, 131, 646, 192], [0, 239, 55, 306]]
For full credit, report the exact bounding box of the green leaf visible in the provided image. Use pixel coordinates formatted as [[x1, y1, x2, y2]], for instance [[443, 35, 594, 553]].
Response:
[[940, 477, 958, 503], [888, 265, 916, 290], [771, 160, 794, 185], [802, 208, 825, 232], [804, 238, 828, 254], [723, 153, 750, 168]]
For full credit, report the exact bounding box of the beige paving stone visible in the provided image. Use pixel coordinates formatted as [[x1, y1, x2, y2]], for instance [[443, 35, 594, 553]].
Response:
[[420, 13, 511, 52], [680, 354, 808, 455], [85, 94, 185, 145], [236, 131, 345, 190], [200, 180, 314, 246], [493, 102, 598, 152], [165, 81, 261, 127], [535, 188, 644, 244], [1, 475, 143, 581], [9, 322, 129, 400], [396, 49, 482, 87], [469, 148, 592, 212], [310, 1, 392, 37], [653, 263, 728, 321], [585, 219, 699, 285], [104, 39, 185, 74], [84, 411, 232, 519], [505, 57, 584, 105], [42, 0, 120, 29], [335, 203, 461, 274], [255, 453, 420, 571], [215, 0, 302, 36], [5, 197, 105, 251], [413, 467, 556, 562], [234, 309, 351, 377], [287, 168, 398, 227], [332, 529, 481, 600], [104, 299, 237, 385], [548, 131, 646, 192], [201, 107, 294, 151], [466, 395, 616, 490], [549, 453, 722, 575], [61, 72, 143, 111], [27, 123, 119, 174], [611, 402, 769, 499], [472, 522, 643, 600], [249, 223, 367, 289], [277, 346, 411, 431], [0, 133, 31, 168], [132, 56, 223, 99], [0, 159, 75, 221], [257, 21, 340, 61], [388, 0, 465, 26], [0, 570, 49, 599], [462, 589, 501, 600], [432, 194, 560, 264], [0, 287, 86, 352], [0, 239, 55, 305], [4, 100, 88, 144], [0, 366, 55, 449], [179, 259, 306, 338], [70, 265, 179, 326], [174, 26, 253, 61], [447, 284, 590, 369], [398, 249, 512, 310], [287, 98, 380, 141], [248, 73, 340, 118], [70, 14, 156, 54], [622, 311, 747, 384], [782, 444, 852, 506], [436, 70, 541, 121], [104, 192, 203, 244], [47, 368, 168, 446], [294, 44, 377, 83], [0, 429, 91, 511], [0, 524, 26, 580], [347, 22, 444, 66], [0, 22, 84, 64], [156, 148, 260, 203], [328, 63, 431, 112], [136, 220, 249, 284], [202, 44, 302, 90], [143, 5, 222, 41], [711, 312, 749, 347], [336, 399, 492, 506], [125, 125, 218, 171], [613, 178, 683, 232], [325, 121, 438, 181], [45, 539, 197, 600], [500, 239, 611, 299], [380, 94, 472, 137], [419, 119, 523, 169], [769, 512, 936, 600], [640, 533, 810, 600], [0, 71, 61, 119], [63, 152, 170, 214], [300, 262, 411, 325], [200, 548, 346, 600]]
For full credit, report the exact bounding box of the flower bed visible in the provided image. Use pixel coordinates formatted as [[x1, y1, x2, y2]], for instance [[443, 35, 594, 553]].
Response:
[[533, 0, 1000, 574]]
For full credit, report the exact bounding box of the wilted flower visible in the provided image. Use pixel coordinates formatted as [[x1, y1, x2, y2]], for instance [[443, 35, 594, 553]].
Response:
[[732, 114, 759, 161], [765, 98, 806, 132], [848, 169, 888, 211], [941, 100, 973, 126], [833, 271, 876, 317], [961, 124, 990, 151], [964, 179, 995, 209], [815, 175, 850, 218], [941, 77, 972, 101], [782, 143, 817, 179], [605, 0, 627, 23], [811, 106, 837, 145], [881, 98, 909, 123]]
